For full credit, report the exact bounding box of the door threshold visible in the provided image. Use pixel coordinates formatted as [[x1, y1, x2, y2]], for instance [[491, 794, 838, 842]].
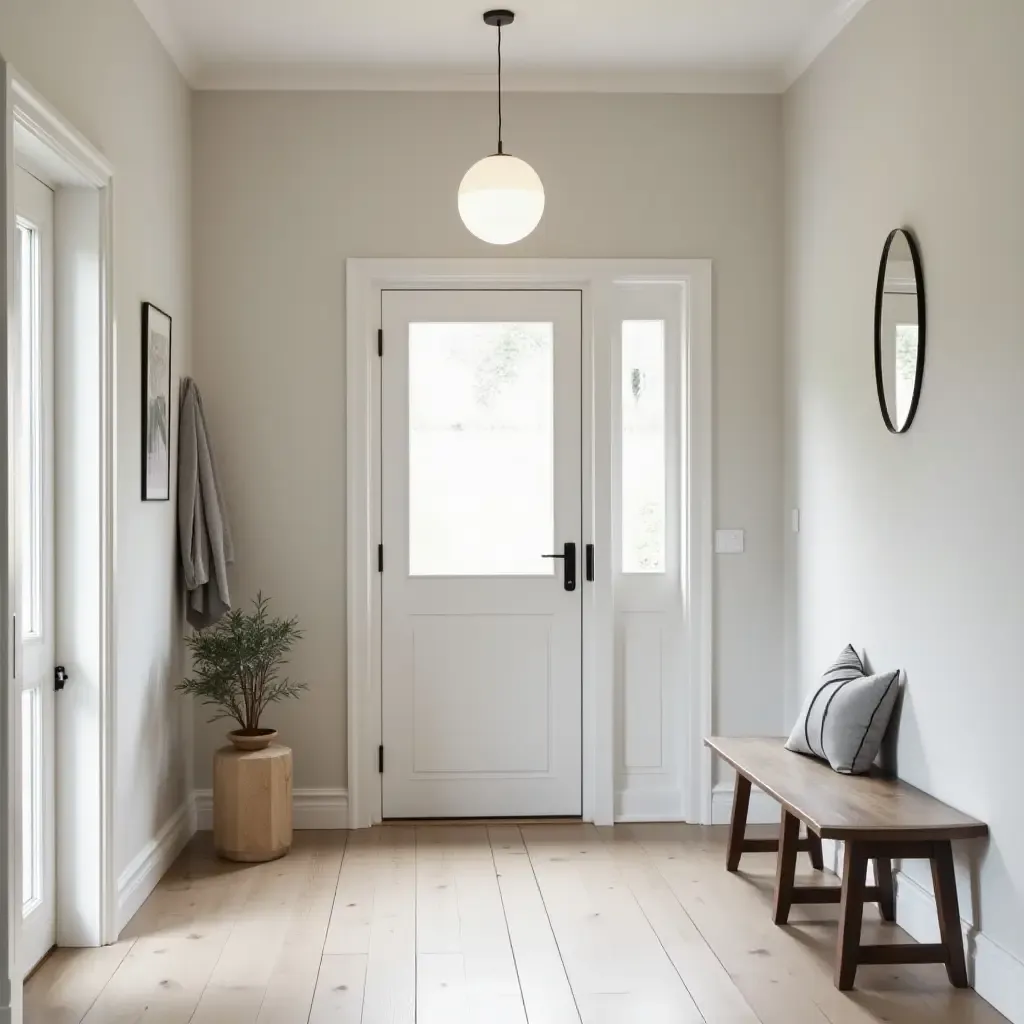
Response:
[[381, 816, 585, 827]]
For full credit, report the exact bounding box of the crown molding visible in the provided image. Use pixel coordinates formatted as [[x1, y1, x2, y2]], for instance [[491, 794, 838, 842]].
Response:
[[783, 0, 875, 89], [192, 63, 784, 94], [131, 0, 201, 82], [132, 0, 870, 95]]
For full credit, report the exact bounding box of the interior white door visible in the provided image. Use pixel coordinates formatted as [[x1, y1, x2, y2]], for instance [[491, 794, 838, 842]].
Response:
[[14, 167, 57, 972], [381, 289, 583, 818]]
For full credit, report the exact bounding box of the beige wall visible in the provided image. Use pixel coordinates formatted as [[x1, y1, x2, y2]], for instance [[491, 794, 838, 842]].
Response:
[[784, 0, 1024, 1013], [191, 90, 785, 790], [0, 0, 192, 879]]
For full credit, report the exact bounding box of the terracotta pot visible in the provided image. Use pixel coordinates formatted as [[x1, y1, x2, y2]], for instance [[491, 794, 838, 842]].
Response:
[[228, 728, 278, 751]]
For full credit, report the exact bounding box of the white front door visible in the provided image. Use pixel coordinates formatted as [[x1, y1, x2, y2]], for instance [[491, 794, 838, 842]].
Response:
[[14, 167, 57, 972], [381, 290, 583, 818]]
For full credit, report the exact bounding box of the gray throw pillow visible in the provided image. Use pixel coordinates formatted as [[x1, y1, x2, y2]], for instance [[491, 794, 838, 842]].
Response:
[[786, 645, 900, 775]]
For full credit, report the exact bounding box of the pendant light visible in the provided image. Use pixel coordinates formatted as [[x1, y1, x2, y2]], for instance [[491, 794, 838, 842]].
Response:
[[458, 10, 545, 245]]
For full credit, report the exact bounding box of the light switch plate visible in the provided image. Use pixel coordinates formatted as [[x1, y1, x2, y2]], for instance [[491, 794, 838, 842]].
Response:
[[715, 529, 745, 554]]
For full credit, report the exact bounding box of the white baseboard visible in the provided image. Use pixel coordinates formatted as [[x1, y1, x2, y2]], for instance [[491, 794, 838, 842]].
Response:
[[193, 788, 349, 830], [614, 787, 687, 823], [974, 931, 1024, 1024], [710, 782, 781, 826], [895, 869, 1024, 1023], [894, 867, 965, 946], [822, 838, 880, 883], [822, 837, 842, 874], [116, 798, 197, 932], [824, 838, 1022, 1023]]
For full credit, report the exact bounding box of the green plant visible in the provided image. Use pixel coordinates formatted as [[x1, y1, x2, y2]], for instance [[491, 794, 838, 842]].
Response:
[[178, 594, 307, 734]]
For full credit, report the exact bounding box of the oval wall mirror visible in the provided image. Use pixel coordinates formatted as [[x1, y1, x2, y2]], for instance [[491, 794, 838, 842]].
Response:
[[874, 228, 926, 433]]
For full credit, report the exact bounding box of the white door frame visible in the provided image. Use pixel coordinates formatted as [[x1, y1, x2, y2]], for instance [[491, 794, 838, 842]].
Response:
[[345, 258, 714, 830], [2, 65, 118, 1021]]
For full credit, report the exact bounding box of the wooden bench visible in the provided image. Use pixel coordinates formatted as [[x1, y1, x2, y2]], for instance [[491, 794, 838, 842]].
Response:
[[705, 736, 988, 991]]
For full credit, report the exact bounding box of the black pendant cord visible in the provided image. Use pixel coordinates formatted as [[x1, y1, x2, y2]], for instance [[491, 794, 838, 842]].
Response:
[[496, 22, 504, 155]]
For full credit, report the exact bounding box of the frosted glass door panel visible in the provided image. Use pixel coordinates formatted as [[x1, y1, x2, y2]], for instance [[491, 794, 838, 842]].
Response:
[[409, 322, 554, 577], [621, 320, 666, 573]]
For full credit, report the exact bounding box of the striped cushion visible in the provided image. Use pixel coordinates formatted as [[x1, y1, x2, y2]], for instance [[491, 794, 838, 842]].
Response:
[[786, 645, 900, 775]]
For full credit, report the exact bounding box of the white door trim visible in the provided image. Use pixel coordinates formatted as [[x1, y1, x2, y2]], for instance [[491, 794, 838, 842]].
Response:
[[2, 65, 117, 1021], [345, 258, 714, 830]]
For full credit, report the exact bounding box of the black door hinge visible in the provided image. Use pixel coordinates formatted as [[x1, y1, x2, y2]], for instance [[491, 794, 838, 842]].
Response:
[[378, 745, 384, 773], [377, 544, 384, 572], [377, 329, 383, 357], [585, 543, 595, 582], [55, 665, 70, 691]]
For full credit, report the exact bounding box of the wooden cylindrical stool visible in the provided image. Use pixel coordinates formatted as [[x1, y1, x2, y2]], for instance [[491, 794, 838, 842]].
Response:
[[213, 743, 293, 862]]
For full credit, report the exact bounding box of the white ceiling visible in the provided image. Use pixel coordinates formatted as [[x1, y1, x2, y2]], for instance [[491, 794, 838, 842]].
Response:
[[133, 0, 872, 92]]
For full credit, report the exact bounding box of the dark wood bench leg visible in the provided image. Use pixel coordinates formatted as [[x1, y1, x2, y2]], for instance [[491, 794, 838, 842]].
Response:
[[807, 829, 824, 871], [931, 841, 969, 988], [875, 856, 895, 922], [835, 840, 869, 990], [726, 772, 751, 872], [773, 811, 801, 925]]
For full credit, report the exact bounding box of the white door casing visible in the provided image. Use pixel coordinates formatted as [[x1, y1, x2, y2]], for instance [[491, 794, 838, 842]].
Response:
[[345, 259, 714, 831], [13, 166, 55, 974], [17, 77, 120, 953], [380, 290, 583, 818], [3, 76, 118, 1024]]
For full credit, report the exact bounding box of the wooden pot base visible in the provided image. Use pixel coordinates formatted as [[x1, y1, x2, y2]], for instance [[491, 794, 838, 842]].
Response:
[[213, 742, 293, 863]]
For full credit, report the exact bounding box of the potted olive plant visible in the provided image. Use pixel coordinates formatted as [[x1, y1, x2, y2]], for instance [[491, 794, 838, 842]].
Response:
[[178, 594, 306, 751]]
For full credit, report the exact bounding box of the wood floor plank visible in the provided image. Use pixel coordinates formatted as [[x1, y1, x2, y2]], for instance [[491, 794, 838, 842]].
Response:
[[24, 942, 135, 1024], [74, 836, 270, 1024], [631, 825, 847, 1024], [189, 850, 339, 1024], [489, 826, 582, 1024], [596, 826, 761, 1024], [255, 835, 346, 1023], [415, 850, 462, 955], [415, 826, 526, 1024], [631, 825, 1003, 1024], [359, 826, 417, 1024], [416, 953, 468, 1024], [522, 824, 704, 1024], [324, 829, 379, 955], [25, 825, 1011, 1024], [78, 928, 236, 1024], [308, 954, 368, 1024]]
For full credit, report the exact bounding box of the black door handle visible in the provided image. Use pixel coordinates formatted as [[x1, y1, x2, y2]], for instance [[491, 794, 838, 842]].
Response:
[[542, 542, 576, 591]]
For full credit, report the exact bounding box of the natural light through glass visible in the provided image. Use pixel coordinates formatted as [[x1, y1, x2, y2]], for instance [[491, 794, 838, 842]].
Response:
[[408, 322, 554, 576], [622, 320, 666, 573], [18, 221, 42, 639]]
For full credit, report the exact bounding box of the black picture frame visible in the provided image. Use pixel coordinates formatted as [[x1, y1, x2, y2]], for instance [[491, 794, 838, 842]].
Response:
[[874, 227, 926, 434], [142, 302, 173, 500]]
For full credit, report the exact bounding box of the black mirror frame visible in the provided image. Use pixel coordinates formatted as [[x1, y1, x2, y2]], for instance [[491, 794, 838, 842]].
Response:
[[874, 227, 926, 434]]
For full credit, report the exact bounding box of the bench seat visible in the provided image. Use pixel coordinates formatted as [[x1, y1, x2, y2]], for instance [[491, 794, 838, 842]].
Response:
[[705, 736, 988, 991]]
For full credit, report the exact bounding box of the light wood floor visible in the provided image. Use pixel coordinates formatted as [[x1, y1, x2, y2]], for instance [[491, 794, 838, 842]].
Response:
[[26, 824, 1008, 1023]]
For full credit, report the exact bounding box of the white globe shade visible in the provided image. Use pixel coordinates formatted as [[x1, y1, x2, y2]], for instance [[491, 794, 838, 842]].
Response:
[[458, 154, 545, 245]]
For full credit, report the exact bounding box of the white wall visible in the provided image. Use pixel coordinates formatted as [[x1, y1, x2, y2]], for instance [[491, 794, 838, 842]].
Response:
[[0, 0, 193, 890], [191, 90, 785, 791], [784, 0, 1024, 1016]]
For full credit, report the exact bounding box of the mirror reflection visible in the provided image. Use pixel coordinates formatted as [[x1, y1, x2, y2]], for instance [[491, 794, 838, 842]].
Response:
[[875, 229, 924, 433]]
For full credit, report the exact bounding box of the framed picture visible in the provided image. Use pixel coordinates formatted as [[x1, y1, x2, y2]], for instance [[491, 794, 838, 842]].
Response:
[[142, 302, 173, 501]]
